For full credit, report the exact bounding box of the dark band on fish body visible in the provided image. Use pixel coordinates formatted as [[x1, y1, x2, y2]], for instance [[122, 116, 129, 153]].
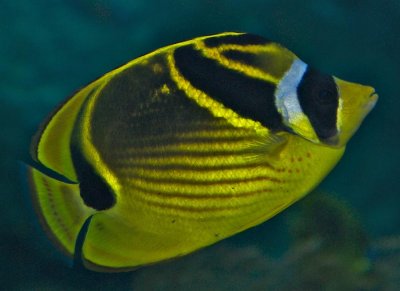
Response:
[[297, 67, 339, 140], [173, 45, 285, 131], [204, 33, 271, 48], [221, 50, 261, 68], [71, 144, 115, 211]]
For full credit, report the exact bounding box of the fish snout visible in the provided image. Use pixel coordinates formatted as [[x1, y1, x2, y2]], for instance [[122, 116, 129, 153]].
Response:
[[365, 91, 378, 113]]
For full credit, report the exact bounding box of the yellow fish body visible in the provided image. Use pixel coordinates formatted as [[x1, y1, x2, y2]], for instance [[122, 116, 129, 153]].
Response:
[[27, 32, 377, 271]]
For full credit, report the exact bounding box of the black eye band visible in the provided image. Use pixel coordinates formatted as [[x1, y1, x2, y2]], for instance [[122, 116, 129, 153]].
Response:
[[297, 67, 339, 140]]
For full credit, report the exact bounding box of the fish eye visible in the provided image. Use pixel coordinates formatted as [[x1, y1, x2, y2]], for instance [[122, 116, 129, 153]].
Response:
[[315, 89, 336, 107]]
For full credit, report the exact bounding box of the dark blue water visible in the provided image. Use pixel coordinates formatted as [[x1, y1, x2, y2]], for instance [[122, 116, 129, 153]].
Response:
[[2, 0, 399, 289]]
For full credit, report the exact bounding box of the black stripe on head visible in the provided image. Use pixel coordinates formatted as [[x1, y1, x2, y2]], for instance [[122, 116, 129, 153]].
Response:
[[71, 144, 115, 211], [297, 67, 339, 140], [173, 45, 284, 131], [204, 33, 271, 48]]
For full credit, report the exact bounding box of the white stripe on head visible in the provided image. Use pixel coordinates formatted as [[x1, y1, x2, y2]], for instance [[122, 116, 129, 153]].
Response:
[[274, 59, 307, 125], [274, 59, 319, 142]]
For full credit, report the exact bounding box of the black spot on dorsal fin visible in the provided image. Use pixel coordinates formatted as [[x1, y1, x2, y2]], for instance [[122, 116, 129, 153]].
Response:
[[204, 33, 271, 48], [71, 145, 115, 211]]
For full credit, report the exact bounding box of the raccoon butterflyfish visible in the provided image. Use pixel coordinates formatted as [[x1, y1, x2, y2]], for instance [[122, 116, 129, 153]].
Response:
[[26, 32, 378, 271]]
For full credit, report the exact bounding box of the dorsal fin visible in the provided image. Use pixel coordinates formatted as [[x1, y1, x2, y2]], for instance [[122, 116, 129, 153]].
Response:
[[30, 81, 101, 182]]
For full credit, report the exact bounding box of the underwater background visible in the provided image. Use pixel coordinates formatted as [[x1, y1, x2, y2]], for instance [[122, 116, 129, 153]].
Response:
[[1, 0, 399, 290]]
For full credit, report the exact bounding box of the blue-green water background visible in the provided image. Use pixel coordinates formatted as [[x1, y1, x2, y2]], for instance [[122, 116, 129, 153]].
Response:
[[1, 0, 399, 290]]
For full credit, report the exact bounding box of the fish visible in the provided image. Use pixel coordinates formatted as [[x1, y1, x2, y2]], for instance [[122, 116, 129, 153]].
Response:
[[26, 32, 378, 271]]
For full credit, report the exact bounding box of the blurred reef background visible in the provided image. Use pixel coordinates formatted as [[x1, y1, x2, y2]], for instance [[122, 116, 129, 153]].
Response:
[[1, 0, 399, 290]]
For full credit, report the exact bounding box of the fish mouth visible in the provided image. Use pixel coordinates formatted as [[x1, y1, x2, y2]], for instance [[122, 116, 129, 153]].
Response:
[[367, 92, 379, 112], [370, 91, 379, 101]]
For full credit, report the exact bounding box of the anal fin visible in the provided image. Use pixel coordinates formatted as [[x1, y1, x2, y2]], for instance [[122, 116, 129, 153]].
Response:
[[81, 214, 195, 272]]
